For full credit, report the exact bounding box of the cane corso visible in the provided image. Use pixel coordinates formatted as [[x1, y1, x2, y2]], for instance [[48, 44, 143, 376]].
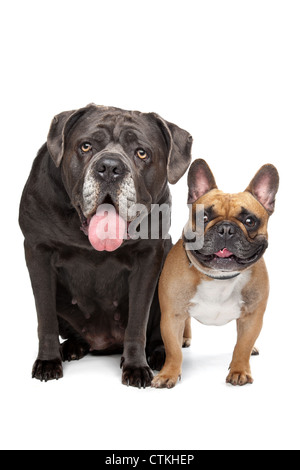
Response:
[[19, 104, 193, 387]]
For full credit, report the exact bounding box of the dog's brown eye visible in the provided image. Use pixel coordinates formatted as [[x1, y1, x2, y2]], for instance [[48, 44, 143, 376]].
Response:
[[136, 149, 148, 160], [245, 217, 256, 228], [81, 143, 92, 153], [203, 214, 209, 224]]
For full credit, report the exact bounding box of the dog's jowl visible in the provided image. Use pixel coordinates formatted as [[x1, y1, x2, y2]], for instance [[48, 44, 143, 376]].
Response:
[[19, 104, 193, 387], [152, 159, 279, 388]]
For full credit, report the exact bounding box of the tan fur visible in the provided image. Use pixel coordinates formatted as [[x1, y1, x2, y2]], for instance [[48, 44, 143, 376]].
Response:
[[192, 189, 269, 242], [152, 189, 271, 389]]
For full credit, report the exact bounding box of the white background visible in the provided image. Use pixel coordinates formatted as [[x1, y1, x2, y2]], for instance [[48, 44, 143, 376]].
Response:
[[1, 0, 299, 451]]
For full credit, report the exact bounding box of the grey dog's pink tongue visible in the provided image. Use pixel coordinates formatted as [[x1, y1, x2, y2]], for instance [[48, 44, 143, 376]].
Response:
[[215, 248, 233, 258], [88, 206, 126, 252]]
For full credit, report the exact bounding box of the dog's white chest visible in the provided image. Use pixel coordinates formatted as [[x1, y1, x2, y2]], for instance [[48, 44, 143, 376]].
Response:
[[188, 271, 251, 326]]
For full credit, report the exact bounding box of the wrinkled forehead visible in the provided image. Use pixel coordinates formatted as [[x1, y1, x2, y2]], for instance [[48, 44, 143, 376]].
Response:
[[67, 107, 163, 145], [197, 189, 267, 218]]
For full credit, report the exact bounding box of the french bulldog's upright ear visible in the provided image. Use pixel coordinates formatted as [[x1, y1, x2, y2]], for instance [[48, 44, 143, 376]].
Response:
[[47, 106, 90, 167], [151, 114, 193, 184], [245, 164, 279, 215], [187, 159, 218, 204]]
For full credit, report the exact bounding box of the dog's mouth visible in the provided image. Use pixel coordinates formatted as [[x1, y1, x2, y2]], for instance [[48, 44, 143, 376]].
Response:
[[79, 196, 122, 231], [190, 245, 266, 270]]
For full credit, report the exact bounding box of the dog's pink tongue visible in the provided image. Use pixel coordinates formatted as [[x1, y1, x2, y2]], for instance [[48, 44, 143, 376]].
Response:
[[88, 206, 126, 252], [215, 248, 233, 258]]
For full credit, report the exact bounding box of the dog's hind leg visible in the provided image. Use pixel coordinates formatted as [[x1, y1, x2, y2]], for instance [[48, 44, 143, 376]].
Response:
[[58, 315, 90, 362], [146, 287, 166, 371], [59, 317, 90, 362], [182, 316, 192, 348]]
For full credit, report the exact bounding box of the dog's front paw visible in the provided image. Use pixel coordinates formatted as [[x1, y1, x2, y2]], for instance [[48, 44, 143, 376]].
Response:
[[151, 371, 181, 389], [121, 362, 153, 389], [226, 369, 254, 386], [32, 359, 63, 382]]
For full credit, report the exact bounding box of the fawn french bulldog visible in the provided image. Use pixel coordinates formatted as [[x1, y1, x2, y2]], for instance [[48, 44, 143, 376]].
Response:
[[152, 159, 279, 388]]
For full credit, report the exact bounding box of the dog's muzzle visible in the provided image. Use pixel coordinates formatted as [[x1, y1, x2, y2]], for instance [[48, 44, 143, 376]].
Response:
[[82, 149, 137, 218]]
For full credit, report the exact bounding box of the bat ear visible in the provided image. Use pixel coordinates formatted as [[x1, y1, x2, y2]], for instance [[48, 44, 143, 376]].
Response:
[[187, 159, 218, 204], [245, 164, 279, 214], [151, 113, 193, 184], [47, 106, 91, 167]]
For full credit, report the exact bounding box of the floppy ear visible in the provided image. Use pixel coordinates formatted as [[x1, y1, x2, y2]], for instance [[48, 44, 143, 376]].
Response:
[[151, 113, 193, 184], [47, 106, 90, 167], [245, 164, 279, 215], [187, 159, 218, 204]]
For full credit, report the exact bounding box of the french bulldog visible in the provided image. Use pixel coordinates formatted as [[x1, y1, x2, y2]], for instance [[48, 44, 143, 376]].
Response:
[[152, 159, 279, 388]]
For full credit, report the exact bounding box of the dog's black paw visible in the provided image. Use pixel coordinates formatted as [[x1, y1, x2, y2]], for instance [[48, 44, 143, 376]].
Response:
[[147, 346, 166, 371], [32, 359, 63, 382], [60, 339, 89, 362], [121, 363, 153, 389]]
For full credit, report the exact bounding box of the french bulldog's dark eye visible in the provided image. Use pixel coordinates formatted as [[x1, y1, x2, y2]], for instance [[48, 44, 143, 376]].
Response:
[[81, 143, 92, 153], [135, 149, 148, 160], [203, 214, 209, 224], [245, 217, 256, 228]]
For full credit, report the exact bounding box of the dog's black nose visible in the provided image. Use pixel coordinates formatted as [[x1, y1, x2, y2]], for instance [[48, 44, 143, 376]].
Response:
[[95, 155, 126, 181], [217, 222, 237, 239]]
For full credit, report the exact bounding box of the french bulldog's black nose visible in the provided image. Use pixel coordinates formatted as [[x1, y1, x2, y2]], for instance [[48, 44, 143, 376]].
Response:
[[95, 155, 126, 181], [217, 222, 237, 239]]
